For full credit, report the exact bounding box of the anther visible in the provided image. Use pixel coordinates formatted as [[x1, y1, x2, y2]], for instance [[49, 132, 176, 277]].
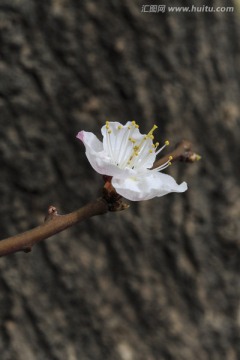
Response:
[[148, 124, 158, 137], [129, 137, 136, 143], [165, 140, 170, 146], [169, 155, 173, 161]]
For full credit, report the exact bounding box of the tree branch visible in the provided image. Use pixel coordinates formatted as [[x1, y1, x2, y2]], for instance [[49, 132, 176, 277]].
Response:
[[0, 140, 199, 257], [0, 199, 108, 257], [152, 139, 201, 169]]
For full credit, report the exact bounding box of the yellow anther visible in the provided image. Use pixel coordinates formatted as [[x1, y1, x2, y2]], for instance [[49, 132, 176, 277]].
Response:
[[155, 142, 159, 148], [135, 124, 139, 128], [134, 146, 139, 151], [169, 155, 173, 161], [147, 124, 158, 137], [118, 125, 122, 130], [149, 135, 154, 140], [108, 130, 112, 134], [128, 126, 131, 129], [132, 120, 136, 125], [165, 140, 170, 146], [168, 162, 172, 166], [149, 150, 153, 153]]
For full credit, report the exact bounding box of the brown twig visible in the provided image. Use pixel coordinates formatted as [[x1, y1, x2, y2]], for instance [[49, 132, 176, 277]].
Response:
[[0, 140, 199, 258], [152, 139, 200, 169], [0, 199, 108, 257]]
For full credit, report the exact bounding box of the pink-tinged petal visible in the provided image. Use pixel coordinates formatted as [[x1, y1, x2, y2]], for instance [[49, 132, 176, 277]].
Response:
[[112, 171, 187, 201], [76, 131, 84, 142], [77, 130, 106, 174], [76, 131, 103, 152]]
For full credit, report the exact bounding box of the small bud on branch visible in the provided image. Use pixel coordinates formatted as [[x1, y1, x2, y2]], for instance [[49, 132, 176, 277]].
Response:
[[152, 140, 201, 169], [0, 199, 108, 257]]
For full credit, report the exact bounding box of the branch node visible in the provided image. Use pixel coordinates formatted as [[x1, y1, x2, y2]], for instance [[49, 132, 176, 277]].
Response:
[[44, 206, 59, 222], [23, 246, 32, 253], [102, 176, 130, 212]]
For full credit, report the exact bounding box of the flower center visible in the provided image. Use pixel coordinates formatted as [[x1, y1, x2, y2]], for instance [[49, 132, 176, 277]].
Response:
[[105, 121, 172, 171]]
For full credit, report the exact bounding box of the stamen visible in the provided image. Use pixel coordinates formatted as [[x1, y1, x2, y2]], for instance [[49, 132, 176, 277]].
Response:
[[155, 140, 169, 156], [154, 156, 172, 172], [128, 125, 157, 168], [106, 121, 172, 172], [147, 125, 158, 137], [117, 123, 137, 168], [134, 145, 154, 168], [105, 122, 114, 160]]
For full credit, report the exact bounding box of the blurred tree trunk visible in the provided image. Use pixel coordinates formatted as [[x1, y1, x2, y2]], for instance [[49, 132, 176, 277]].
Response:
[[0, 1, 240, 359]]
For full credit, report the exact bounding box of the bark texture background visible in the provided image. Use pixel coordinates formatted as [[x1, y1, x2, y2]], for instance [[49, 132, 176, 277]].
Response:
[[0, 0, 240, 359]]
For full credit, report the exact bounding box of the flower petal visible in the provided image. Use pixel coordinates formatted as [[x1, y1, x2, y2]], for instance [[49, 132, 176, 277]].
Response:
[[77, 130, 135, 178], [77, 131, 103, 152], [112, 171, 187, 201]]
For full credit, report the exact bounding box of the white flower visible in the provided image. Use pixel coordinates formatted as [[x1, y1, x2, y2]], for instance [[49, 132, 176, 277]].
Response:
[[77, 121, 187, 201]]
